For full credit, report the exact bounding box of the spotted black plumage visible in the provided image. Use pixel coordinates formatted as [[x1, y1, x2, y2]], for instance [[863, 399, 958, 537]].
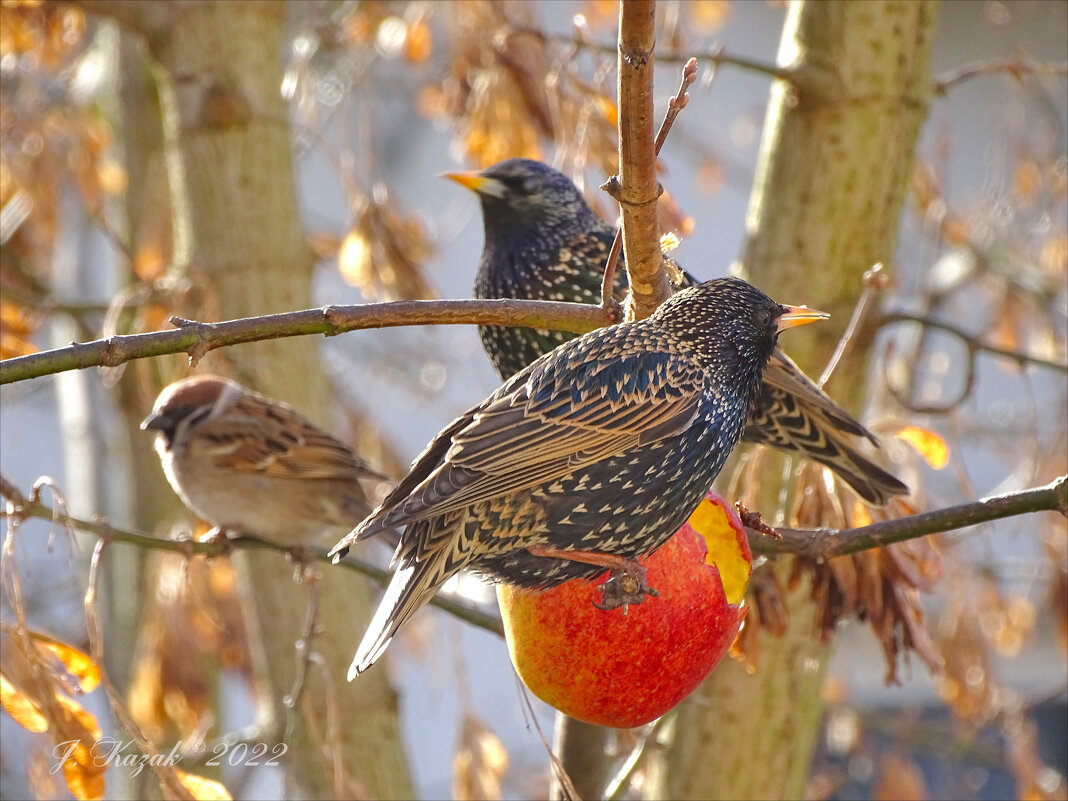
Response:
[[331, 278, 824, 676], [449, 158, 908, 506]]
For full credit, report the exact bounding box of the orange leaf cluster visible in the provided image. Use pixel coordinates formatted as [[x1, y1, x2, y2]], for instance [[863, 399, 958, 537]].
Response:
[[337, 191, 435, 301], [126, 554, 252, 745], [452, 715, 509, 801], [1, 627, 105, 800], [728, 454, 944, 683]]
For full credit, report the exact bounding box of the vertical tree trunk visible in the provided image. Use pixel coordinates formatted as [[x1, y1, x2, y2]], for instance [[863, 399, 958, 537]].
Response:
[[120, 2, 414, 796], [654, 3, 937, 799]]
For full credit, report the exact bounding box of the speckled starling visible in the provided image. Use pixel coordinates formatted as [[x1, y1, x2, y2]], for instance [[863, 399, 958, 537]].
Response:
[[331, 277, 826, 676], [445, 158, 907, 506]]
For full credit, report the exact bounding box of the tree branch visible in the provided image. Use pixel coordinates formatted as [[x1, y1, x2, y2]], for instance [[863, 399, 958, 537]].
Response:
[[4, 472, 1064, 624], [878, 311, 1068, 374], [506, 23, 794, 83], [0, 298, 608, 385], [599, 57, 698, 315], [935, 57, 1068, 94], [753, 475, 1067, 559], [0, 476, 505, 638], [609, 0, 671, 322]]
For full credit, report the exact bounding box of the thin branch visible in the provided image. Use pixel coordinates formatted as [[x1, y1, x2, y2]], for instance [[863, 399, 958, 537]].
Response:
[[7, 472, 1064, 626], [599, 57, 698, 314], [609, 0, 669, 322], [0, 298, 608, 385], [879, 311, 1068, 373], [0, 475, 505, 638], [935, 57, 1068, 95], [753, 475, 1067, 559], [84, 538, 198, 800], [818, 264, 888, 388], [506, 24, 793, 83]]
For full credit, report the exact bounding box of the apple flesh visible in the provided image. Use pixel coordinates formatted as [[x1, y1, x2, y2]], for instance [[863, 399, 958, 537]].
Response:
[[498, 491, 752, 729]]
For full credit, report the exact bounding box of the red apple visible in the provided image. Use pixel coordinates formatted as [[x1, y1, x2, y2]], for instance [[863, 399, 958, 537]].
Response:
[[497, 491, 752, 729]]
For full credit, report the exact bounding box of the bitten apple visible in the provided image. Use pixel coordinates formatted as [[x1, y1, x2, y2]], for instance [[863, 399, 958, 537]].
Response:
[[498, 491, 752, 728]]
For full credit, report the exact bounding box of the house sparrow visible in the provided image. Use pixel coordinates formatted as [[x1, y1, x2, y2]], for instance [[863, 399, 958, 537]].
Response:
[[142, 375, 388, 547]]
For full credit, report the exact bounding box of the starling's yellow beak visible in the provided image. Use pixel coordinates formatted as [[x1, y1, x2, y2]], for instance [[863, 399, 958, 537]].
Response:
[[442, 170, 505, 198], [777, 305, 830, 331]]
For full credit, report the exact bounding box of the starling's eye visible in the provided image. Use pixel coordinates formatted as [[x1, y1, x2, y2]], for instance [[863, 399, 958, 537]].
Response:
[[520, 176, 539, 194], [753, 308, 772, 327]]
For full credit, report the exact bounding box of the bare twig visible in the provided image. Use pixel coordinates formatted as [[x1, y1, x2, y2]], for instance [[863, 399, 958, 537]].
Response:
[[935, 57, 1068, 94], [818, 264, 889, 388], [604, 714, 672, 800], [599, 232, 626, 320], [6, 472, 1063, 599], [610, 0, 669, 322], [878, 311, 1068, 374], [0, 298, 608, 385], [599, 56, 699, 315], [85, 539, 198, 800], [753, 475, 1067, 559], [283, 569, 322, 711], [506, 23, 793, 83], [0, 476, 505, 638]]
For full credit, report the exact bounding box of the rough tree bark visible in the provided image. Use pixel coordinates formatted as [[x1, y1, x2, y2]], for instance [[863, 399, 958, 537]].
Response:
[[89, 1, 414, 797], [654, 3, 938, 799]]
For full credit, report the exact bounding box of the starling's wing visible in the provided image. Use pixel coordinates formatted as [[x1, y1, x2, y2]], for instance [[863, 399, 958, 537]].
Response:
[[328, 372, 528, 559], [762, 349, 876, 441], [353, 343, 703, 536], [745, 350, 908, 505], [196, 394, 386, 482]]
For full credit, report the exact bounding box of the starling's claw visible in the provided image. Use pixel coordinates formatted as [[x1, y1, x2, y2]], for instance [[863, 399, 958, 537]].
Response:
[[594, 565, 659, 613]]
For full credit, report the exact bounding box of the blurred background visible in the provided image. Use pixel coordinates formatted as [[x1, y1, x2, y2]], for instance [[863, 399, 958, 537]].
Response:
[[1, 1, 1065, 799]]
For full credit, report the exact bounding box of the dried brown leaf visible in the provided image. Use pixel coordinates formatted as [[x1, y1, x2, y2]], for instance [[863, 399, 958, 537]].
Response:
[[28, 631, 100, 693], [171, 768, 233, 801], [0, 671, 49, 733], [896, 426, 950, 470], [873, 751, 929, 801], [453, 715, 509, 801]]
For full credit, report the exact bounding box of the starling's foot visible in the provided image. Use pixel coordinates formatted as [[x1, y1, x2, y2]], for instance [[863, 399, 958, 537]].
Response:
[[736, 502, 781, 540], [594, 561, 659, 614], [526, 546, 659, 613]]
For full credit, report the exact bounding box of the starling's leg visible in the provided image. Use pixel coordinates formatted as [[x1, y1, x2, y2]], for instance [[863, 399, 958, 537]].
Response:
[[527, 546, 659, 612]]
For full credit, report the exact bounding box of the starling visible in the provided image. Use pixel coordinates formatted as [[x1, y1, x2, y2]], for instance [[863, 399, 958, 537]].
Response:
[[445, 158, 907, 506], [331, 277, 826, 676]]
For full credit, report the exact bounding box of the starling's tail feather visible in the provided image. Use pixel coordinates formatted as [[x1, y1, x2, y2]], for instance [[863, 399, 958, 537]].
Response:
[[347, 559, 444, 680], [807, 439, 908, 506], [744, 412, 908, 506]]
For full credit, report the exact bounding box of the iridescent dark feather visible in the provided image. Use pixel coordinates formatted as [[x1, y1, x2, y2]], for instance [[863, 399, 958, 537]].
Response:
[[454, 158, 907, 506]]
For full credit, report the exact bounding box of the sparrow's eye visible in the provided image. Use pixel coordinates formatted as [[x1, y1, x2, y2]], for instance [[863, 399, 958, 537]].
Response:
[[753, 308, 772, 327]]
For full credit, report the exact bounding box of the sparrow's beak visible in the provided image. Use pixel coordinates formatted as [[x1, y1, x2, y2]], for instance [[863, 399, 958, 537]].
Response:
[[442, 170, 505, 198], [777, 304, 830, 331], [140, 411, 166, 431]]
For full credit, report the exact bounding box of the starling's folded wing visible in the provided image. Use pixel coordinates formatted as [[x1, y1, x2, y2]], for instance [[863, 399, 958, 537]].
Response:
[[746, 349, 909, 506], [760, 349, 876, 442], [368, 344, 704, 531]]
